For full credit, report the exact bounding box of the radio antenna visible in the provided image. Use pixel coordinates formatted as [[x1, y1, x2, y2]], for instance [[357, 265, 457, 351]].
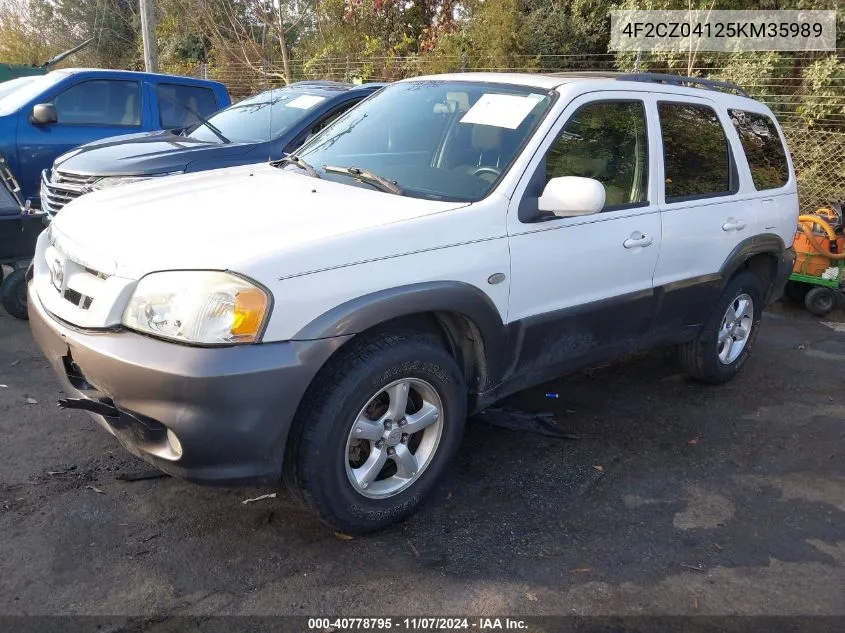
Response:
[[263, 3, 272, 162]]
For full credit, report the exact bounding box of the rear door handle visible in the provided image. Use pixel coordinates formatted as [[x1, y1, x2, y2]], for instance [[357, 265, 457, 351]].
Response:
[[722, 218, 747, 232], [623, 232, 654, 249]]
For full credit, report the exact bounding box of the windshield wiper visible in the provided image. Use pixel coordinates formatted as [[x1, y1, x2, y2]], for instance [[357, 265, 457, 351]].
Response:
[[324, 165, 404, 196], [274, 155, 321, 179], [154, 86, 230, 144]]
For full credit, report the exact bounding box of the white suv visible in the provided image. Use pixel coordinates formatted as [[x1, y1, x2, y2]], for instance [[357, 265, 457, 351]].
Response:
[[28, 72, 798, 533]]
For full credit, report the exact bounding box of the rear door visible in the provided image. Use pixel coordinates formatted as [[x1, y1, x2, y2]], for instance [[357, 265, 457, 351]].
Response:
[[506, 90, 662, 375], [16, 77, 144, 203], [651, 95, 758, 332]]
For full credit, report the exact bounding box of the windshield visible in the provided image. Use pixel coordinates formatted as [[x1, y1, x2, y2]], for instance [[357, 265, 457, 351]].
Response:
[[293, 81, 553, 202], [0, 71, 66, 115], [188, 88, 331, 143]]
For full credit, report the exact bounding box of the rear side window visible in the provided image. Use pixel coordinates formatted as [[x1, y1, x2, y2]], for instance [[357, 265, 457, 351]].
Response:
[[158, 83, 219, 128], [729, 109, 789, 190], [658, 102, 734, 202], [546, 100, 649, 209], [52, 80, 141, 126]]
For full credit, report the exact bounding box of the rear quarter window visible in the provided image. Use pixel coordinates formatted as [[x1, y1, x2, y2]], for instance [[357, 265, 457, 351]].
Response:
[[728, 109, 790, 190]]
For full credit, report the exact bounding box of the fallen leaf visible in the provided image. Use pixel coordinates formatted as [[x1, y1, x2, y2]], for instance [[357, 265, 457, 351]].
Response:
[[0, 384, 7, 388], [694, 597, 699, 611], [571, 567, 591, 574], [407, 539, 420, 557], [524, 592, 538, 602], [334, 532, 354, 541], [25, 397, 38, 404], [9, 359, 20, 367], [241, 493, 276, 505], [86, 485, 105, 494], [592, 465, 604, 472], [680, 563, 705, 572], [687, 437, 698, 446], [713, 542, 723, 551]]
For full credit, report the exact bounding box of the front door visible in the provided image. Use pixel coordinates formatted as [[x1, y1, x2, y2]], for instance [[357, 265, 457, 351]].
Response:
[[506, 91, 662, 378]]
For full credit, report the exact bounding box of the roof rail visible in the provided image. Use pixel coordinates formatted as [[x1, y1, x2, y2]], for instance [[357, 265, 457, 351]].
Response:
[[617, 72, 749, 97]]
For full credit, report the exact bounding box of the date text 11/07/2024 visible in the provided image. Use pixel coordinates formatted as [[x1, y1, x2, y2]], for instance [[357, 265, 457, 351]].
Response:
[[307, 617, 529, 631]]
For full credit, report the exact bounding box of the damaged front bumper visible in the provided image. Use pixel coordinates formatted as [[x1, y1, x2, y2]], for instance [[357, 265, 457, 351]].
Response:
[[28, 282, 351, 485]]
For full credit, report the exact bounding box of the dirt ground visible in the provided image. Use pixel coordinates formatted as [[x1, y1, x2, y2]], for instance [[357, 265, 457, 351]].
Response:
[[1, 299, 843, 620]]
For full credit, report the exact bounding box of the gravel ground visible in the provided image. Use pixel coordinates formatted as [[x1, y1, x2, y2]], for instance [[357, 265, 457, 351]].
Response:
[[0, 299, 843, 620]]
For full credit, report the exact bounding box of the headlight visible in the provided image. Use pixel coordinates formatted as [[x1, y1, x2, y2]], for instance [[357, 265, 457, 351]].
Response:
[[89, 171, 184, 191], [122, 271, 270, 345]]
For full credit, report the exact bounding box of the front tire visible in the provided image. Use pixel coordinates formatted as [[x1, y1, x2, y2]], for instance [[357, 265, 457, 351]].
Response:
[[679, 271, 764, 384], [284, 332, 466, 533]]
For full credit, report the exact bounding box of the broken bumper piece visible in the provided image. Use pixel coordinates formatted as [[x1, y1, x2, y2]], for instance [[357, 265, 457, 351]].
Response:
[[28, 282, 351, 485]]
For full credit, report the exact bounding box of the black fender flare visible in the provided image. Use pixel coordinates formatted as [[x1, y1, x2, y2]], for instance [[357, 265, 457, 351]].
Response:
[[292, 280, 507, 379], [719, 233, 786, 282]]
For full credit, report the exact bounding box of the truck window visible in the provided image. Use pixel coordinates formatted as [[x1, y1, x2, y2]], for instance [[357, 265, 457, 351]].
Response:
[[728, 109, 789, 190], [158, 84, 219, 128], [546, 100, 649, 210], [52, 79, 141, 126], [658, 102, 735, 202]]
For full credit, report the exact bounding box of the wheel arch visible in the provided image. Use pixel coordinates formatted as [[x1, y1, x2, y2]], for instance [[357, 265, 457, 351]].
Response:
[[720, 233, 785, 301], [291, 281, 507, 395]]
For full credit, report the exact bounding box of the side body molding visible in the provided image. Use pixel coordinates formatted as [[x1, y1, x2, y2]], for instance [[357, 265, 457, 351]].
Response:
[[292, 280, 508, 380]]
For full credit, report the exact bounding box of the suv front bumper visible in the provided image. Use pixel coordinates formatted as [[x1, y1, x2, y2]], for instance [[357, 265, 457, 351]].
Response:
[[28, 283, 350, 485]]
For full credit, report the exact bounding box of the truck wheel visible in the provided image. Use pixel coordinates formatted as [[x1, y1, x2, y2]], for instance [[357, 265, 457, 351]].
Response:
[[783, 281, 809, 303], [679, 271, 763, 384], [1, 268, 28, 320], [804, 287, 836, 317], [284, 332, 466, 533]]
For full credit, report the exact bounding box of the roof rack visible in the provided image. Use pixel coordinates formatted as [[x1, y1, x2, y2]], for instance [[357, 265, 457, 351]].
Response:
[[617, 73, 749, 97], [549, 71, 749, 97]]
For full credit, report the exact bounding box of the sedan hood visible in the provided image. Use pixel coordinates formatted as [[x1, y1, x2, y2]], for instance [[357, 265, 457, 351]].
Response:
[[51, 164, 468, 279], [54, 131, 255, 176]]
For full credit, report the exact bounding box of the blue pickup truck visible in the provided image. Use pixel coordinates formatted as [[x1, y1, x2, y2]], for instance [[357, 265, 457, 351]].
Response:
[[0, 68, 230, 207]]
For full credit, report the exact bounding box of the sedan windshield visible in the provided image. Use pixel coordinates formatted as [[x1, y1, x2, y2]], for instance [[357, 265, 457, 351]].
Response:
[[294, 81, 553, 201], [189, 88, 331, 143]]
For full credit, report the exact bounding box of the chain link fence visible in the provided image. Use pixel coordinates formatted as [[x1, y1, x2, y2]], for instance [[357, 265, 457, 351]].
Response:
[[192, 52, 845, 212]]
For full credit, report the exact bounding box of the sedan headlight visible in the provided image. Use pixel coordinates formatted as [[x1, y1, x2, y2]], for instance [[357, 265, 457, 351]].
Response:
[[89, 171, 184, 191], [122, 271, 270, 345]]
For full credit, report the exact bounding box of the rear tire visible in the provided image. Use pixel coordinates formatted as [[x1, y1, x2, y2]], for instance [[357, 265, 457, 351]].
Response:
[[679, 271, 763, 384], [804, 286, 836, 317], [783, 281, 809, 303], [1, 268, 28, 320], [283, 332, 466, 534]]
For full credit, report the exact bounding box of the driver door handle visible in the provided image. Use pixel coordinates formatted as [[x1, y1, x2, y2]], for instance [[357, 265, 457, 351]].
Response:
[[722, 218, 747, 232], [623, 232, 654, 249]]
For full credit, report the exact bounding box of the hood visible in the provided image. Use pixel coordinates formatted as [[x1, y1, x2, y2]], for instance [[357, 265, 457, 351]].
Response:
[[51, 164, 468, 279], [54, 131, 255, 176]]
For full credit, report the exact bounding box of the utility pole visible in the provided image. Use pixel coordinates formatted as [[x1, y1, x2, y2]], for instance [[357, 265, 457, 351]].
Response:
[[139, 0, 158, 73]]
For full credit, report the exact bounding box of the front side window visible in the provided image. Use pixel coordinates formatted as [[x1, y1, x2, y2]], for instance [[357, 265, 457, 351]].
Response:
[[158, 84, 219, 128], [658, 102, 733, 202], [52, 80, 141, 126], [294, 81, 554, 202], [188, 88, 332, 143], [546, 100, 648, 209], [729, 109, 789, 190]]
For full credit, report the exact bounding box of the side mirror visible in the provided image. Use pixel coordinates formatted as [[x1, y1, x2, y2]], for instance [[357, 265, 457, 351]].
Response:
[[30, 103, 58, 126], [538, 176, 605, 217]]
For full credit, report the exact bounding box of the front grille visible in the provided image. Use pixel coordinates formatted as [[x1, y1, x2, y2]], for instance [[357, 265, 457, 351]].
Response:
[[44, 236, 110, 312], [40, 170, 99, 216]]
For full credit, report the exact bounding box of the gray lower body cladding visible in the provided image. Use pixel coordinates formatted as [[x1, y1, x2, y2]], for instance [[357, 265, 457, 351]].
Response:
[[28, 283, 350, 485]]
